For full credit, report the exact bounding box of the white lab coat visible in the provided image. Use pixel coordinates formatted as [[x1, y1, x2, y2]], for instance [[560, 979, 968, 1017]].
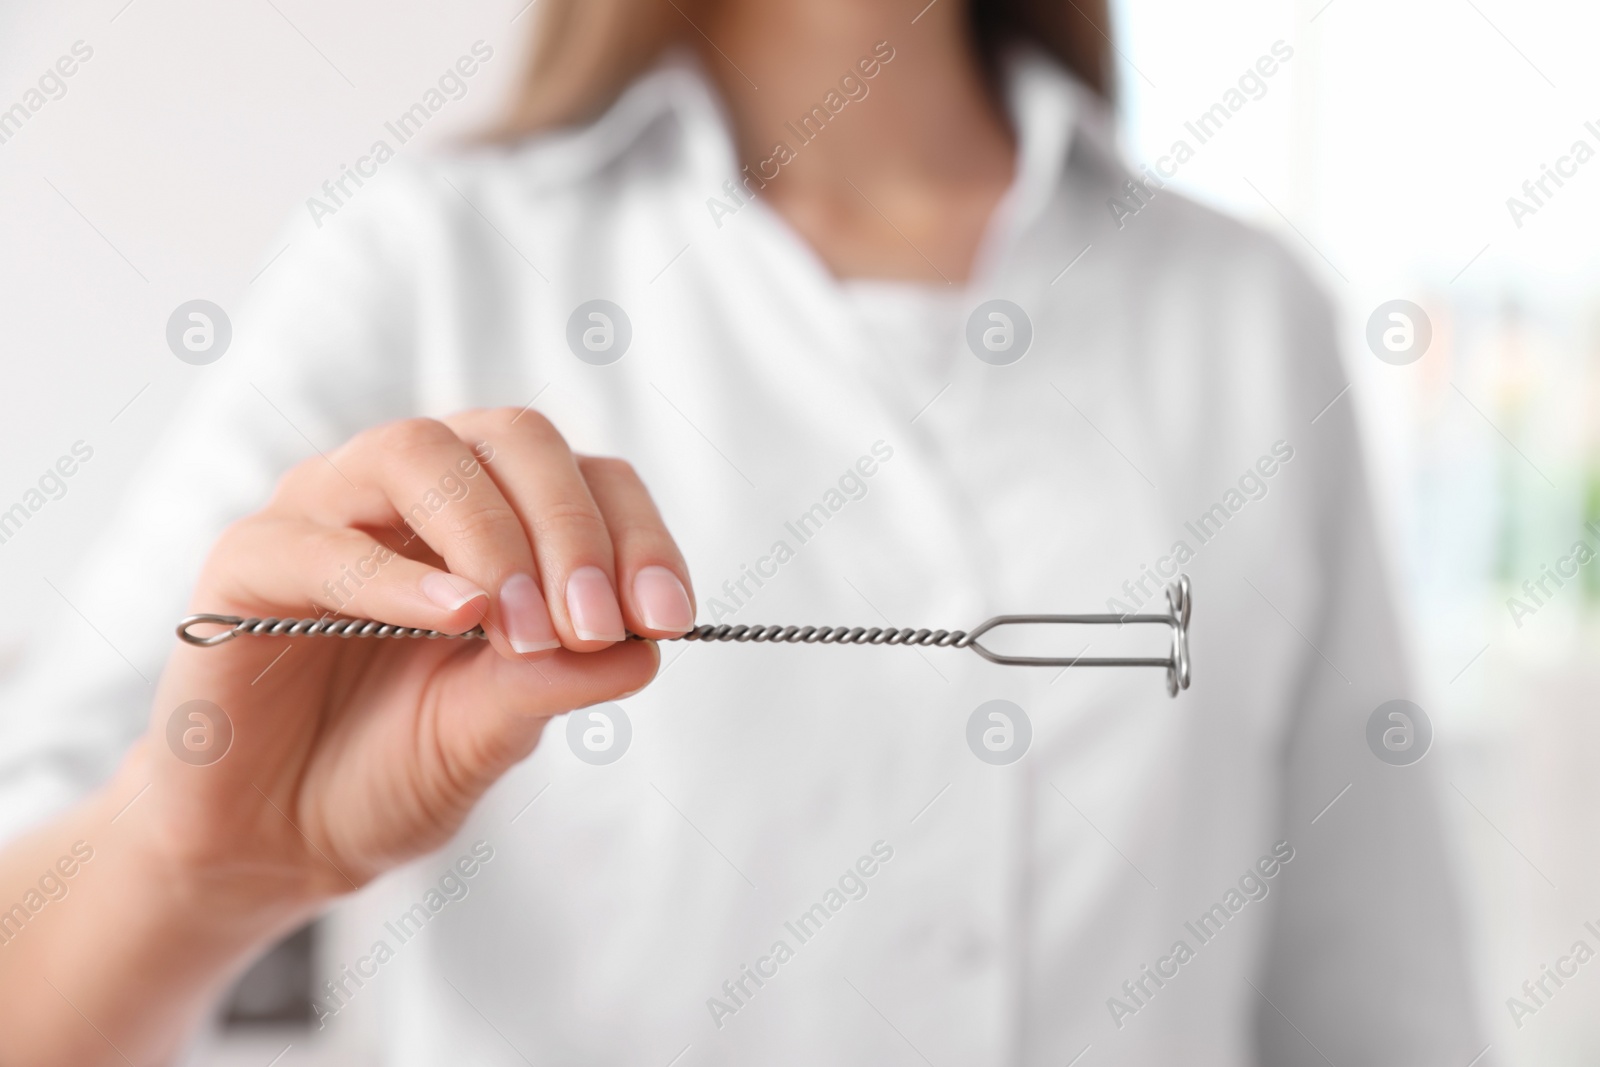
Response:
[[0, 49, 1484, 1066]]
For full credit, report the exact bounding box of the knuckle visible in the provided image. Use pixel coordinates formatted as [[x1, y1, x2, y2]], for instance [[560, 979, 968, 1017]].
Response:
[[437, 718, 529, 802], [267, 456, 327, 507], [505, 411, 568, 452], [445, 406, 503, 437], [319, 526, 378, 565], [446, 502, 523, 545], [374, 417, 458, 460], [207, 519, 256, 567], [485, 405, 534, 431], [530, 498, 609, 542], [582, 455, 639, 483], [455, 409, 572, 467], [496, 405, 546, 431]]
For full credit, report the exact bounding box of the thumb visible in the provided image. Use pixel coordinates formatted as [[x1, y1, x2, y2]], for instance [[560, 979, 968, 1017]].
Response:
[[430, 640, 659, 795]]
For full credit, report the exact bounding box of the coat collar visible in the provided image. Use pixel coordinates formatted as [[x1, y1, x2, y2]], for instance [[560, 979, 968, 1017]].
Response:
[[509, 43, 1115, 238]]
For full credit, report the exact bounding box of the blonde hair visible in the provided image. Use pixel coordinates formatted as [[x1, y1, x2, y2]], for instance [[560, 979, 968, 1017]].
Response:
[[497, 0, 1113, 136]]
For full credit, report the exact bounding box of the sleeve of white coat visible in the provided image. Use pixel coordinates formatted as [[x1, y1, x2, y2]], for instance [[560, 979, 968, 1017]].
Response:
[[1252, 268, 1488, 1065], [0, 178, 427, 848]]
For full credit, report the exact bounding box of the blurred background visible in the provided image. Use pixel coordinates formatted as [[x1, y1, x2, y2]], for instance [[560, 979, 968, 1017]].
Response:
[[2, 0, 1597, 1062]]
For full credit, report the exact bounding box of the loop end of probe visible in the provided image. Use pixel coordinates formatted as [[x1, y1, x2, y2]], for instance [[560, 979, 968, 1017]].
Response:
[[177, 614, 244, 647]]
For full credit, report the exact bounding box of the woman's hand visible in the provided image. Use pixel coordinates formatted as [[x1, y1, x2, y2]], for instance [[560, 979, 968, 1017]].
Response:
[[139, 407, 694, 906]]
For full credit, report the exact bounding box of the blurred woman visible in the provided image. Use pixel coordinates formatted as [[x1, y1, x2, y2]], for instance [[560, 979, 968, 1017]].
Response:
[[0, 0, 1483, 1063]]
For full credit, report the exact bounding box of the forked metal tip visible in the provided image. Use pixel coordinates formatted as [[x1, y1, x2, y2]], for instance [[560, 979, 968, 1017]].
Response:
[[962, 575, 1192, 697], [1167, 575, 1192, 697]]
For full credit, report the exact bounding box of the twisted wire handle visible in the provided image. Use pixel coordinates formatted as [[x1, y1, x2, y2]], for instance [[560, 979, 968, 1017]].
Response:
[[176, 615, 968, 649], [677, 624, 970, 648], [198, 616, 487, 645]]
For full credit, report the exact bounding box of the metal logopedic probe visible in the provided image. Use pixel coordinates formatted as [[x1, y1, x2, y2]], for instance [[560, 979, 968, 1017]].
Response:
[[179, 575, 1193, 696]]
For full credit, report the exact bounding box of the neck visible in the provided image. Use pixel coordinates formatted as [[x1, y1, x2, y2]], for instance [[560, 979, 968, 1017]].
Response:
[[695, 0, 1017, 283]]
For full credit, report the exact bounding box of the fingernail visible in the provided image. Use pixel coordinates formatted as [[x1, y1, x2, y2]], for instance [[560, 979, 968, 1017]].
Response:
[[422, 571, 488, 612], [500, 573, 560, 653], [565, 566, 626, 642], [633, 566, 693, 633]]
